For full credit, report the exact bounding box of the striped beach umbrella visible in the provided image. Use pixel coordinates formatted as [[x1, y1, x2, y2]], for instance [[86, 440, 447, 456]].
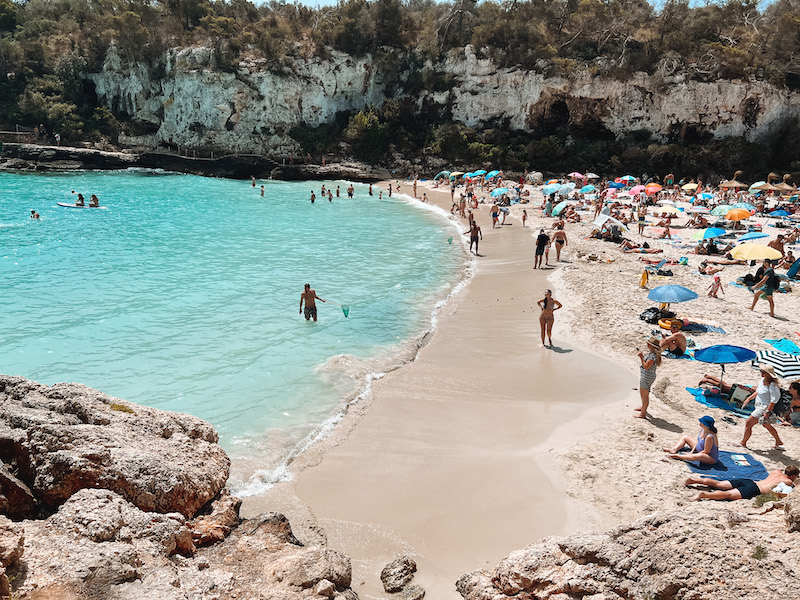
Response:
[[755, 350, 800, 381]]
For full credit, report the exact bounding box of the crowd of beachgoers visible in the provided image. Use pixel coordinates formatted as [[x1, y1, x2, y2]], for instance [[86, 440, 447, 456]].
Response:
[[415, 168, 800, 513]]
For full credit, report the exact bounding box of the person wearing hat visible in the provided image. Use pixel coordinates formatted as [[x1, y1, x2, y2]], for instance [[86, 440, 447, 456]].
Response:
[[634, 337, 662, 418], [663, 416, 719, 465], [734, 364, 784, 449]]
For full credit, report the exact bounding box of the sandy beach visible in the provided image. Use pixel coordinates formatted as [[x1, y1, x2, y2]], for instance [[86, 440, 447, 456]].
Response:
[[242, 180, 639, 598]]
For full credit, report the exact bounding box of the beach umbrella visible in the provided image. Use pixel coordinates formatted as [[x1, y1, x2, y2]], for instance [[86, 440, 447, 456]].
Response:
[[737, 232, 769, 242], [558, 183, 576, 195], [585, 172, 600, 179], [568, 171, 584, 178], [682, 183, 699, 191], [710, 204, 733, 216], [730, 243, 783, 261], [732, 202, 756, 211], [695, 345, 757, 383], [657, 205, 680, 214], [719, 179, 748, 189], [691, 227, 727, 241], [754, 351, 800, 381], [754, 182, 780, 192], [698, 192, 714, 200], [546, 178, 560, 185], [620, 175, 636, 182], [770, 209, 791, 217], [552, 200, 569, 216], [473, 169, 487, 176], [657, 199, 676, 205], [486, 170, 501, 179], [687, 206, 710, 213], [434, 170, 451, 180], [542, 183, 561, 195], [748, 181, 767, 193], [775, 182, 795, 193], [490, 188, 509, 197], [580, 184, 597, 193], [645, 183, 663, 194], [647, 285, 699, 304], [630, 185, 646, 194], [726, 208, 751, 221], [449, 171, 465, 180], [594, 213, 628, 232], [609, 181, 625, 189]]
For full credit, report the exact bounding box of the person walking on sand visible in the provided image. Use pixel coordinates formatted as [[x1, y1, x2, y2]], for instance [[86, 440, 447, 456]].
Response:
[[733, 364, 785, 449], [299, 284, 326, 322], [491, 202, 499, 228], [750, 259, 779, 317], [537, 289, 562, 347], [634, 337, 662, 418], [413, 179, 417, 198], [522, 210, 527, 227], [552, 225, 568, 261], [637, 205, 647, 235], [664, 416, 719, 465], [707, 275, 724, 298], [464, 220, 482, 256], [685, 466, 798, 501], [534, 229, 549, 269]]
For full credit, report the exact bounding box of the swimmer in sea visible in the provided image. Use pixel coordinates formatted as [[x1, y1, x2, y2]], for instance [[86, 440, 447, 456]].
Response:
[[30, 210, 40, 219], [299, 283, 326, 322], [261, 185, 265, 197], [310, 191, 316, 204], [369, 184, 373, 196], [537, 289, 562, 347]]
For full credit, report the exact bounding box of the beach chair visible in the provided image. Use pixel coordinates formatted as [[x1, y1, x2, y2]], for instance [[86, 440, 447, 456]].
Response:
[[782, 257, 800, 281], [644, 259, 667, 274]]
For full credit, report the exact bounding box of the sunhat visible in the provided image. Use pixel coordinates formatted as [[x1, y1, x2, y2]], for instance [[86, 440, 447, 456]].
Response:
[[699, 416, 717, 433], [759, 364, 777, 378]]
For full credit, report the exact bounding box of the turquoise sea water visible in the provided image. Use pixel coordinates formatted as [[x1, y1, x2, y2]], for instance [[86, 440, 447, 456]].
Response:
[[0, 170, 466, 491]]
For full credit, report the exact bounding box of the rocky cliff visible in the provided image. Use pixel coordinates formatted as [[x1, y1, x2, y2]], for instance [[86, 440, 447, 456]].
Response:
[[89, 44, 800, 157]]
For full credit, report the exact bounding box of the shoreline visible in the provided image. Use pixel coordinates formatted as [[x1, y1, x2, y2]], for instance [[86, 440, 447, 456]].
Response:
[[240, 179, 638, 598]]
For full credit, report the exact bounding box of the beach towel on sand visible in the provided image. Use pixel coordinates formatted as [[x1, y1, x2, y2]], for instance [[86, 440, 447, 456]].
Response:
[[684, 450, 769, 481], [765, 338, 800, 354], [665, 350, 695, 360], [687, 387, 750, 417], [681, 323, 727, 334]]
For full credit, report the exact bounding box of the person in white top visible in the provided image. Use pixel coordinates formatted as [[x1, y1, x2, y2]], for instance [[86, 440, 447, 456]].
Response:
[[734, 364, 784, 449]]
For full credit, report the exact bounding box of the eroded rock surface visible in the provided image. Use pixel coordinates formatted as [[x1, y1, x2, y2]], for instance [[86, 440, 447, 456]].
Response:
[[457, 502, 800, 600], [381, 555, 417, 593], [0, 375, 229, 518]]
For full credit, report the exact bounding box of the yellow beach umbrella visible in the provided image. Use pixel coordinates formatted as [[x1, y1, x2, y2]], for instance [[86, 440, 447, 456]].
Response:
[[730, 244, 782, 261], [449, 171, 465, 179], [657, 205, 680, 214], [726, 208, 751, 221], [681, 183, 699, 191]]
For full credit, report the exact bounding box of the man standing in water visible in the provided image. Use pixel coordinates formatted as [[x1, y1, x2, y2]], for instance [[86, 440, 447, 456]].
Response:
[[300, 284, 326, 322]]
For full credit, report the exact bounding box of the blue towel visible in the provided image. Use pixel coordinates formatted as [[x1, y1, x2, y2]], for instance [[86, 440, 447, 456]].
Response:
[[665, 350, 695, 360], [686, 387, 750, 416], [681, 323, 727, 334], [686, 450, 769, 481], [765, 338, 800, 354]]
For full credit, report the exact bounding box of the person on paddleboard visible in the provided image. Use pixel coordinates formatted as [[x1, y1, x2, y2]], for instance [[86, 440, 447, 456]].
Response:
[[75, 193, 85, 206], [300, 284, 326, 322], [89, 195, 100, 207]]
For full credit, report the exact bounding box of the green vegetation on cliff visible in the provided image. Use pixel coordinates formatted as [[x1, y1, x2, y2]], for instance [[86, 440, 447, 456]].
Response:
[[2, 0, 800, 175]]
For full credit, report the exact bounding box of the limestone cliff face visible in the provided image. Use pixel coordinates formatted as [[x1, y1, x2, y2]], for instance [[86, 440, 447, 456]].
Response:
[[90, 44, 800, 156]]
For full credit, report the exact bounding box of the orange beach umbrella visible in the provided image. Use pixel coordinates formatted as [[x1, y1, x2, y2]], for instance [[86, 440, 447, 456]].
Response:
[[725, 208, 751, 221]]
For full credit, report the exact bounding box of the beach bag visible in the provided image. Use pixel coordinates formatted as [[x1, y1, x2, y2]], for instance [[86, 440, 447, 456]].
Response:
[[640, 307, 661, 324], [729, 384, 750, 404], [775, 390, 792, 415], [657, 269, 673, 276]]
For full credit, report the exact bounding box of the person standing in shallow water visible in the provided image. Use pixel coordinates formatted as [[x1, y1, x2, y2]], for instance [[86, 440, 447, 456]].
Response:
[[310, 191, 316, 203], [300, 284, 326, 322], [537, 289, 562, 347]]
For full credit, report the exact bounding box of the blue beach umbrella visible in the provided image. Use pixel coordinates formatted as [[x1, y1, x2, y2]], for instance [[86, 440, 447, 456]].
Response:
[[542, 183, 561, 195], [647, 285, 698, 304], [733, 202, 756, 211], [552, 200, 569, 216], [749, 181, 767, 193], [434, 170, 451, 180], [738, 231, 769, 242], [710, 204, 733, 216], [695, 344, 757, 382], [580, 184, 596, 193], [698, 192, 714, 200], [770, 209, 791, 217], [609, 181, 625, 189], [486, 170, 502, 179], [473, 169, 487, 176], [490, 188, 509, 197], [558, 183, 575, 195], [691, 227, 727, 241]]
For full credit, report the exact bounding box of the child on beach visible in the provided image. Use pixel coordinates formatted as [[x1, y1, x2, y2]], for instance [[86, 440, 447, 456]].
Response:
[[635, 337, 662, 419], [707, 275, 724, 298]]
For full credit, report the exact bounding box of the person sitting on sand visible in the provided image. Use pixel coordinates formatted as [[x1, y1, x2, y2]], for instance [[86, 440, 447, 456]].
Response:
[[734, 364, 784, 450], [659, 222, 672, 239], [778, 381, 800, 426], [624, 247, 664, 254], [707, 275, 724, 298], [768, 234, 786, 257], [698, 261, 724, 275], [685, 465, 798, 501], [778, 250, 796, 269], [660, 322, 687, 355], [664, 416, 719, 465]]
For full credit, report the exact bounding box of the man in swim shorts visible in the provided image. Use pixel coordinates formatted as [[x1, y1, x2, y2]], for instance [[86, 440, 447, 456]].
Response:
[[300, 284, 326, 322], [534, 229, 549, 269], [659, 321, 687, 355], [685, 466, 798, 501]]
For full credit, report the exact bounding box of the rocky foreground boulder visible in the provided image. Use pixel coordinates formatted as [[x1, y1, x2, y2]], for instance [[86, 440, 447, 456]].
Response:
[[457, 495, 800, 600], [0, 375, 229, 518]]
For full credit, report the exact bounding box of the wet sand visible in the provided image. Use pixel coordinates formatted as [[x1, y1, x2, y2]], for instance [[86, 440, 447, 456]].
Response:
[[243, 182, 636, 599]]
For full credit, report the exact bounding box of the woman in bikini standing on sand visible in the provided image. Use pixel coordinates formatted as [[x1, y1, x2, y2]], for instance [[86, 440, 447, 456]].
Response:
[[537, 289, 562, 347]]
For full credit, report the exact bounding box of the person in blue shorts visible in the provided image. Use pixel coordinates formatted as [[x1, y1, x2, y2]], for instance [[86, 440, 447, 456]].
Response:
[[685, 466, 798, 501]]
